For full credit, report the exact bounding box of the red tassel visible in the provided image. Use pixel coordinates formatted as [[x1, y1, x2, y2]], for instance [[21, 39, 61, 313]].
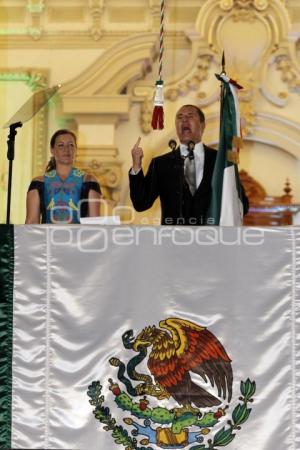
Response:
[[151, 80, 164, 130], [151, 105, 164, 130]]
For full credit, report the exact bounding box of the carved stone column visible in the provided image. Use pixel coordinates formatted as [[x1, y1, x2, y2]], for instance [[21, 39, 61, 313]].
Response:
[[61, 97, 130, 210]]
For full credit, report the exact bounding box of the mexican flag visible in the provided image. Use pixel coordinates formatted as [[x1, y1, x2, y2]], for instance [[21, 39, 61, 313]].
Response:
[[0, 224, 300, 449], [206, 74, 244, 226]]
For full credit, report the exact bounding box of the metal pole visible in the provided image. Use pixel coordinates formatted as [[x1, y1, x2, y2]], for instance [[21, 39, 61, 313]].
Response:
[[6, 122, 22, 224]]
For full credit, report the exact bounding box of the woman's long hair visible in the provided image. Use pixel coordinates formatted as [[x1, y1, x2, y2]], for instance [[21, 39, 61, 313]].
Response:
[[45, 129, 77, 173]]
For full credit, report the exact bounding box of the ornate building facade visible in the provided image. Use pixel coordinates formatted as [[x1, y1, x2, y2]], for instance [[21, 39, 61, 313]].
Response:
[[0, 0, 299, 223]]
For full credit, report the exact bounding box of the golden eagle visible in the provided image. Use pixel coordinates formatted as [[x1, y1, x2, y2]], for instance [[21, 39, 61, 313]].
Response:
[[132, 318, 233, 408]]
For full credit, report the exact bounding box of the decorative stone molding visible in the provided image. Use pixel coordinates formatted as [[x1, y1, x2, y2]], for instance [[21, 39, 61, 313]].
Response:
[[27, 0, 44, 40], [62, 95, 131, 119], [193, 0, 300, 140], [240, 101, 257, 136], [0, 69, 46, 90], [260, 41, 300, 104], [76, 145, 122, 207], [251, 112, 300, 158], [0, 0, 298, 52], [164, 54, 214, 102], [110, 0, 300, 160], [149, 0, 162, 30], [275, 53, 300, 93], [140, 98, 153, 134], [134, 0, 295, 137], [27, 0, 45, 14], [197, 0, 290, 52], [60, 33, 157, 96], [89, 161, 122, 204], [0, 30, 190, 51], [89, 0, 105, 41], [220, 0, 269, 21]]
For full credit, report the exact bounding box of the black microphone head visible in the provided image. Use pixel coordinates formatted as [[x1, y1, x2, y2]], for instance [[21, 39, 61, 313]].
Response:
[[187, 141, 195, 151], [187, 141, 195, 159], [168, 139, 177, 151]]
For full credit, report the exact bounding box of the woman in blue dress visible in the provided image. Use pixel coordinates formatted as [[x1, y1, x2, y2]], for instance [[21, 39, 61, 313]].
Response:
[[26, 129, 101, 224]]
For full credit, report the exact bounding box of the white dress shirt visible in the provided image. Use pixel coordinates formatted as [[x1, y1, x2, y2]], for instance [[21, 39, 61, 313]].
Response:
[[180, 142, 204, 189]]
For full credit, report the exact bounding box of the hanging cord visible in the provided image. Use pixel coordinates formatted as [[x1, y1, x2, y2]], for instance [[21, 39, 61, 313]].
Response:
[[151, 0, 165, 130], [158, 0, 164, 83]]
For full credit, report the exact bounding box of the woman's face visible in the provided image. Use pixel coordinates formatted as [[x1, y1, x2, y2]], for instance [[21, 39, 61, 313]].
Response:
[[51, 133, 76, 166]]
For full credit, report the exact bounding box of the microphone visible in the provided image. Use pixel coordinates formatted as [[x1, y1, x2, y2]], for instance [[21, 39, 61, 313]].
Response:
[[187, 140, 195, 160], [168, 139, 177, 151]]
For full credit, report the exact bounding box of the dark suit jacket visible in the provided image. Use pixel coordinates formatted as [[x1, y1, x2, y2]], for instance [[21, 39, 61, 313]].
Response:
[[129, 145, 248, 225]]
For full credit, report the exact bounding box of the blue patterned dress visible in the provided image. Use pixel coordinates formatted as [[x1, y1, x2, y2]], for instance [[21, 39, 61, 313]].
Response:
[[44, 168, 85, 224]]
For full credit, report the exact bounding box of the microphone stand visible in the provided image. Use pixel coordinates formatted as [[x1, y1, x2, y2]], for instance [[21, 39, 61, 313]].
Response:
[[169, 140, 195, 223], [6, 122, 23, 224], [3, 84, 61, 225], [177, 152, 185, 221], [178, 141, 195, 223]]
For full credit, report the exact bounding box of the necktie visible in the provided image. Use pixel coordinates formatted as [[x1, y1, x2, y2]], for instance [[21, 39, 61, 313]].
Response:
[[184, 151, 196, 195]]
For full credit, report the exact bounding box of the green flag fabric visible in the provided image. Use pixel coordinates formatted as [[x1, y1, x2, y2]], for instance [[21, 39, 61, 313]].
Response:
[[0, 225, 14, 450], [206, 75, 244, 226]]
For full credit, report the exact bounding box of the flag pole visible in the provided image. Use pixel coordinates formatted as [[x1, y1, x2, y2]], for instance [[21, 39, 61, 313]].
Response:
[[219, 51, 226, 136], [221, 51, 226, 75]]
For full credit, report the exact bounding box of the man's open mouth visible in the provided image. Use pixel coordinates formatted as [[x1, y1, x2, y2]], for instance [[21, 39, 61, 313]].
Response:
[[182, 126, 191, 133]]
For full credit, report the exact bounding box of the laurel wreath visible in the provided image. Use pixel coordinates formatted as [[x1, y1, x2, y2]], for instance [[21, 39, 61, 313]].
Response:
[[87, 378, 256, 450], [190, 379, 256, 450]]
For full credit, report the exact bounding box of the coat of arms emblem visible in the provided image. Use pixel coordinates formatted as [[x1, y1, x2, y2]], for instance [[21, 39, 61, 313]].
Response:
[[88, 318, 256, 449]]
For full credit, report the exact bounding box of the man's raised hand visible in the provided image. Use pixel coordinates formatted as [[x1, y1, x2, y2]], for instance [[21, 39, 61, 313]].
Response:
[[131, 136, 143, 171]]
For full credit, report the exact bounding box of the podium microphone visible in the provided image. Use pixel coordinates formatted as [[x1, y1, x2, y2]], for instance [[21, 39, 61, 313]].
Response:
[[168, 139, 177, 151], [187, 141, 195, 160]]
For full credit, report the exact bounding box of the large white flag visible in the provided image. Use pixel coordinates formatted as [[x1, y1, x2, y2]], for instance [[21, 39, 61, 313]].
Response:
[[0, 225, 299, 449]]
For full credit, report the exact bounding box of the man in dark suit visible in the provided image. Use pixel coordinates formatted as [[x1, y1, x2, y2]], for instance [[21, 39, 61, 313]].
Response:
[[129, 104, 248, 225]]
